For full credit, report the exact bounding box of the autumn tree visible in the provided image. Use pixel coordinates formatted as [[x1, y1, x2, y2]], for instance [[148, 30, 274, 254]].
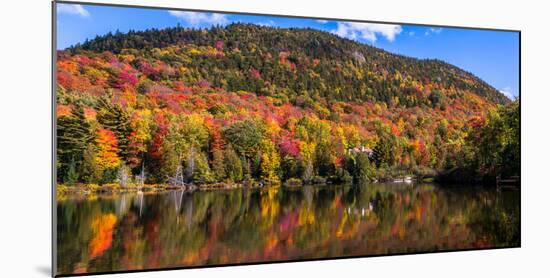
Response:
[[208, 124, 226, 181], [260, 139, 281, 184], [95, 128, 122, 182], [127, 109, 153, 168]]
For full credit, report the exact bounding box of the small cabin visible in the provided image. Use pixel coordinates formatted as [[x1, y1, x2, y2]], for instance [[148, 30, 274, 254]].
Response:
[[347, 146, 374, 157]]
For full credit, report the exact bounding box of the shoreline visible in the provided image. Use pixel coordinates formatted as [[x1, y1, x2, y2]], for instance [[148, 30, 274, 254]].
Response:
[[55, 176, 413, 197], [56, 173, 516, 198], [56, 182, 264, 197]]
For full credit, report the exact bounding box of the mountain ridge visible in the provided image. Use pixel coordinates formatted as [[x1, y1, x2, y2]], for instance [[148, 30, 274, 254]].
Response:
[[66, 23, 509, 105]]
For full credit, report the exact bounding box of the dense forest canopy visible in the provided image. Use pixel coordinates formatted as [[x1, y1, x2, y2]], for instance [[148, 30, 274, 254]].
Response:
[[69, 24, 509, 105], [56, 23, 518, 186]]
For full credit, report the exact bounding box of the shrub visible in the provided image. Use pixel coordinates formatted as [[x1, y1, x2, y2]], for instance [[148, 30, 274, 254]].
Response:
[[285, 178, 303, 186]]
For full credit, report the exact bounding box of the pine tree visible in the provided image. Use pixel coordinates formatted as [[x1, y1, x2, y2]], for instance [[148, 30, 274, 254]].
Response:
[[57, 103, 93, 182], [211, 149, 226, 181], [65, 156, 79, 185], [81, 143, 102, 184], [96, 94, 132, 161]]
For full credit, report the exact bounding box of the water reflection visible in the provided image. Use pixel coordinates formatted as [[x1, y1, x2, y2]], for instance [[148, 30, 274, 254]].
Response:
[[56, 183, 519, 275]]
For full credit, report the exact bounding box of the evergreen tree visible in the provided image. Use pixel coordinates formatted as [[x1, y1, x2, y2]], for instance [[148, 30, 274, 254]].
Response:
[[96, 94, 132, 161], [81, 143, 102, 184], [65, 156, 79, 185], [57, 103, 94, 182], [211, 148, 226, 181]]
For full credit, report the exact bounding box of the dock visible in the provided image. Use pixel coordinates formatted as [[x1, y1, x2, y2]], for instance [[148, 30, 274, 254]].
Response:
[[496, 175, 520, 190]]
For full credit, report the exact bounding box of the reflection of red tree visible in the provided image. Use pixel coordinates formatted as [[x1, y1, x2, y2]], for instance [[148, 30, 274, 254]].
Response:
[[278, 212, 299, 235], [89, 213, 117, 259]]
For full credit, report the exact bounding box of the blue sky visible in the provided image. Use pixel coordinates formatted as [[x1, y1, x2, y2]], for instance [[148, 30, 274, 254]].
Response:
[[56, 3, 520, 98]]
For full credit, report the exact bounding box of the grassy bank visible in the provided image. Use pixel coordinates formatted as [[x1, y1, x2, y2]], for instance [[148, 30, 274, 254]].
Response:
[[55, 181, 270, 199]]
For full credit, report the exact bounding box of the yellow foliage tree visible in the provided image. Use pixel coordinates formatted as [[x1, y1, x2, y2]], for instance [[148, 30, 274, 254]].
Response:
[[260, 139, 280, 184]]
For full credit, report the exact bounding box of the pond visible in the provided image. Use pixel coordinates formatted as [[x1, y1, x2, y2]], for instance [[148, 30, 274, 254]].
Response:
[[56, 183, 520, 275]]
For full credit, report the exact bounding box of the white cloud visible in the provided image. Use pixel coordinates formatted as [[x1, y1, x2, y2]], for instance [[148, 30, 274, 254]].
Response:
[[499, 87, 515, 99], [168, 11, 228, 26], [316, 19, 328, 24], [57, 4, 90, 18], [332, 22, 402, 43], [425, 27, 443, 36], [257, 20, 276, 27]]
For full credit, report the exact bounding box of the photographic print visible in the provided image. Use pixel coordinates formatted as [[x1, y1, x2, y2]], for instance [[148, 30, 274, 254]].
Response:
[[54, 1, 520, 276]]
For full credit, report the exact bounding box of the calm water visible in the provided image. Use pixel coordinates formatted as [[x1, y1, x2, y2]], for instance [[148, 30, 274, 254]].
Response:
[[56, 183, 519, 275]]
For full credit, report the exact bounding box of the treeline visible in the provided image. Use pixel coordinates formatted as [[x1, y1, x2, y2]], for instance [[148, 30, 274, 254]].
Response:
[[57, 92, 383, 186], [440, 101, 520, 183], [68, 23, 509, 105], [56, 80, 519, 186]]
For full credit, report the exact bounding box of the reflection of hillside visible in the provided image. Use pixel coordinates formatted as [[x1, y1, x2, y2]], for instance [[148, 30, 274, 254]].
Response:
[[56, 184, 519, 274]]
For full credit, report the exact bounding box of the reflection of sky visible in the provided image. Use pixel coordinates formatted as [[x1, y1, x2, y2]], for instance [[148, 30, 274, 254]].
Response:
[[56, 3, 520, 98]]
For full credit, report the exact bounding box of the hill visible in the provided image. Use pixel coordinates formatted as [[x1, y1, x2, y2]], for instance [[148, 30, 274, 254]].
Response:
[[69, 23, 508, 105], [56, 23, 518, 186]]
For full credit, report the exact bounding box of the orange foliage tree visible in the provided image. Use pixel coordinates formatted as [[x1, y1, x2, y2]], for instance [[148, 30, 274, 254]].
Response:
[[95, 129, 121, 171]]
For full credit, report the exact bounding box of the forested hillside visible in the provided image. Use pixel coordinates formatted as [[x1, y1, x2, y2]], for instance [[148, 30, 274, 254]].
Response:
[[56, 23, 518, 186]]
